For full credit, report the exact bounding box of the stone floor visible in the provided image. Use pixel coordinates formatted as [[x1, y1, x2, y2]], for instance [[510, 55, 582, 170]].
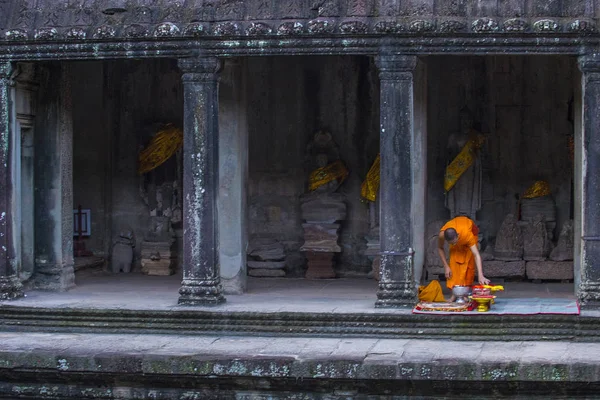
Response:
[[0, 268, 576, 313]]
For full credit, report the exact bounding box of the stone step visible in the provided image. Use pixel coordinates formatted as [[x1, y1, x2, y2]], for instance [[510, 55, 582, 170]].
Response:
[[0, 305, 599, 341]]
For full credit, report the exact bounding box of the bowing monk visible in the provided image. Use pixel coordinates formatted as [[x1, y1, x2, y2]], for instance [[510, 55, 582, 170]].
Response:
[[438, 216, 490, 302]]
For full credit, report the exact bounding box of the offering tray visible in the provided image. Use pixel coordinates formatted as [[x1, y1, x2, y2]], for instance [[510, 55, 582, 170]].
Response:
[[469, 295, 496, 312]]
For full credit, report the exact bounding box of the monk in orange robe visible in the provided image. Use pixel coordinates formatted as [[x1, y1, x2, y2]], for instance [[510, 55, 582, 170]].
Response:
[[438, 216, 490, 302]]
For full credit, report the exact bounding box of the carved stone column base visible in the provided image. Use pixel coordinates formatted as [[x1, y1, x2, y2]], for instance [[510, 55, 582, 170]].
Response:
[[375, 281, 416, 308], [578, 282, 600, 309], [304, 251, 336, 279], [0, 276, 24, 300], [33, 264, 75, 291], [178, 278, 226, 306]]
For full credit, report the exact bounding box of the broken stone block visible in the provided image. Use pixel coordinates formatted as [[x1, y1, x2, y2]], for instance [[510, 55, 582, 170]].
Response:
[[483, 260, 526, 278], [300, 193, 347, 223], [248, 240, 285, 261], [248, 268, 286, 277], [550, 220, 574, 261], [300, 223, 342, 252], [247, 260, 286, 269], [494, 214, 523, 260], [526, 261, 574, 280], [523, 214, 553, 261]]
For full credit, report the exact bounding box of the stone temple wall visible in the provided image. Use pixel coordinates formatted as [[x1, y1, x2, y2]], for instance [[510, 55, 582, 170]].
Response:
[[247, 56, 380, 276]]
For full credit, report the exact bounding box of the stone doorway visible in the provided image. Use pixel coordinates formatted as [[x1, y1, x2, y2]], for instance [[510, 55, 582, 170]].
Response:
[[424, 55, 577, 296]]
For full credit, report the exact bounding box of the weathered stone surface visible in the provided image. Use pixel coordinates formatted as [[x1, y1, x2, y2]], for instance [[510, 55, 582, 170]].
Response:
[[425, 220, 447, 276], [141, 259, 176, 276], [484, 260, 526, 278], [305, 251, 336, 279], [526, 261, 574, 280], [375, 54, 418, 308], [577, 54, 600, 307], [522, 214, 553, 261], [247, 260, 286, 269], [178, 56, 225, 306], [300, 223, 341, 252], [33, 64, 75, 292], [520, 195, 557, 240], [494, 214, 523, 261], [284, 252, 306, 277], [481, 244, 495, 261], [371, 256, 381, 281], [550, 219, 574, 261], [248, 268, 286, 277], [248, 238, 286, 261]]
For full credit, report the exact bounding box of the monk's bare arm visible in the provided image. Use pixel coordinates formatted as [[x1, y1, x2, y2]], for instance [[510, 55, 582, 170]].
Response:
[[438, 232, 451, 279], [469, 244, 490, 285]]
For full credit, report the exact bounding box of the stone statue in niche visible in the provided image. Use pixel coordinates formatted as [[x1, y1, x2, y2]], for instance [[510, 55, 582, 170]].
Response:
[[111, 229, 135, 273], [138, 124, 183, 275], [300, 130, 349, 278], [494, 214, 523, 260], [445, 107, 484, 221]]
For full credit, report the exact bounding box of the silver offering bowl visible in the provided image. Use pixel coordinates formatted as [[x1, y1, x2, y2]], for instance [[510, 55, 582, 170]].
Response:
[[452, 285, 472, 304]]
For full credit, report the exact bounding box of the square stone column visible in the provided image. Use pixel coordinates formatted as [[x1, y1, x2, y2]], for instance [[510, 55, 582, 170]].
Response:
[[33, 64, 75, 291], [218, 58, 248, 294], [178, 56, 226, 306], [576, 54, 600, 308], [0, 62, 23, 300], [375, 54, 418, 308]]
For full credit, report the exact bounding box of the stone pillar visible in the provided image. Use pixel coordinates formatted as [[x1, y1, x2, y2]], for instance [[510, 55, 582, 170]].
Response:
[[12, 63, 38, 282], [576, 54, 600, 307], [33, 64, 75, 291], [218, 59, 248, 294], [178, 56, 225, 306], [0, 62, 23, 300], [375, 54, 418, 308]]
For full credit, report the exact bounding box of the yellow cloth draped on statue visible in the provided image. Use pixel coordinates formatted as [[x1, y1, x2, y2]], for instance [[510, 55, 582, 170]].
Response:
[[523, 180, 551, 199], [418, 280, 446, 302], [308, 160, 350, 192], [138, 125, 184, 175], [360, 154, 380, 202], [444, 133, 485, 193]]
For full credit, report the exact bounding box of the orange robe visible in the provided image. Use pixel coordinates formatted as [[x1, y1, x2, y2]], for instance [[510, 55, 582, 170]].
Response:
[[441, 216, 479, 289], [418, 280, 445, 302]]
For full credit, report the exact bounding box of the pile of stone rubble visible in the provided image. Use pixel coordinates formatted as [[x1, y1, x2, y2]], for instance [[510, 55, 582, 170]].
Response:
[[246, 238, 286, 277]]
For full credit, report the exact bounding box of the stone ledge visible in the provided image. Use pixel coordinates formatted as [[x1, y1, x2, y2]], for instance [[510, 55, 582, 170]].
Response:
[[484, 260, 526, 278], [526, 261, 574, 280], [1, 334, 600, 398]]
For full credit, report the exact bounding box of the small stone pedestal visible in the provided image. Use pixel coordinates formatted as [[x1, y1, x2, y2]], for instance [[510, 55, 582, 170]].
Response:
[[141, 240, 177, 276], [304, 251, 336, 279], [300, 222, 341, 279]]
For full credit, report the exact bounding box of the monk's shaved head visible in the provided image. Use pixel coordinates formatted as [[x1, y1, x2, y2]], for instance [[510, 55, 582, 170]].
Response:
[[444, 228, 458, 242]]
